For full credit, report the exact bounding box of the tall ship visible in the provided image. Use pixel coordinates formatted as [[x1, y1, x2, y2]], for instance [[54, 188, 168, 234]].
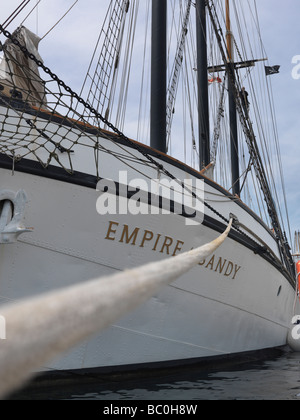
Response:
[[0, 0, 297, 374]]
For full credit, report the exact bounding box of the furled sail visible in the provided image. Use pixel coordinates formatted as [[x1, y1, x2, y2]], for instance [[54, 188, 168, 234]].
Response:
[[0, 26, 47, 108]]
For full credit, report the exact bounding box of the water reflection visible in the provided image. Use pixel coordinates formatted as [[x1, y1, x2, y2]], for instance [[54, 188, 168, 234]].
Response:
[[10, 350, 300, 400]]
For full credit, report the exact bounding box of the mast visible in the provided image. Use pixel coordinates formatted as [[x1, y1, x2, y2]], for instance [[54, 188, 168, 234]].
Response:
[[150, 0, 167, 153], [226, 0, 240, 196], [196, 0, 210, 170]]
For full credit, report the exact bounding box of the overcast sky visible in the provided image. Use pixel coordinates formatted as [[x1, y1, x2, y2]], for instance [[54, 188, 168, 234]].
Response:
[[1, 0, 300, 239], [257, 0, 300, 240]]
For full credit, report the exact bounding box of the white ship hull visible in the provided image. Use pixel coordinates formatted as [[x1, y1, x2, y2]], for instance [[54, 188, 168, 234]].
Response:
[[0, 126, 296, 373]]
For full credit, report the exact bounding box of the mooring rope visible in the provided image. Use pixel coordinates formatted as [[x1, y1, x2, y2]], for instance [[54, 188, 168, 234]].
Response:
[[0, 219, 232, 399]]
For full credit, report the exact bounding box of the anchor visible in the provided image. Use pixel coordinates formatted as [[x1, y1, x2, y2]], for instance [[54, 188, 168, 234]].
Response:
[[0, 189, 33, 244]]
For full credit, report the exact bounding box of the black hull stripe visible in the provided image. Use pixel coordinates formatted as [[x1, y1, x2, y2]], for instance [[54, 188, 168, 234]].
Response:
[[0, 152, 294, 286]]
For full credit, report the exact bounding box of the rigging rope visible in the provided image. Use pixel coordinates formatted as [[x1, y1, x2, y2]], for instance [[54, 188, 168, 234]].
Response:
[[21, 0, 43, 30], [0, 11, 295, 280], [210, 73, 226, 163], [206, 0, 294, 277], [79, 0, 130, 125], [40, 0, 79, 41], [2, 0, 31, 30], [166, 0, 192, 152]]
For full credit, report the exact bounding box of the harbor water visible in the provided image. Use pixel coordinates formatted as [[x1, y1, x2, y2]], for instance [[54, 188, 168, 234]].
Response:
[[9, 348, 300, 401]]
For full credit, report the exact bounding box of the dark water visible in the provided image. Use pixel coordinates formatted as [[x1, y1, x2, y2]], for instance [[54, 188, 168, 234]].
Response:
[[10, 348, 300, 401]]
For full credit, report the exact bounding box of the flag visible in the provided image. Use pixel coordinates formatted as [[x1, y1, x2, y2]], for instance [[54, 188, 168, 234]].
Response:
[[265, 65, 280, 76], [208, 76, 222, 84]]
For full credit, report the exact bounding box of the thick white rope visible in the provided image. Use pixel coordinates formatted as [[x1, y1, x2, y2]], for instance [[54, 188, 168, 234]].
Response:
[[0, 219, 232, 398]]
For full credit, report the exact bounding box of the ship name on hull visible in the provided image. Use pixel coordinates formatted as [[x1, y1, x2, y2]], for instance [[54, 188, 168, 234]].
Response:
[[105, 221, 242, 280]]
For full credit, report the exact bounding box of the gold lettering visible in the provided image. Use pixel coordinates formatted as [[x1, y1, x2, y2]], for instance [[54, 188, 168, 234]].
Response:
[[152, 234, 162, 251], [172, 240, 184, 257], [224, 261, 234, 277], [104, 222, 243, 279], [105, 221, 119, 241], [119, 225, 140, 245], [205, 255, 215, 270], [192, 248, 242, 279], [215, 257, 227, 274], [140, 230, 154, 248], [232, 265, 241, 280], [160, 236, 173, 255]]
